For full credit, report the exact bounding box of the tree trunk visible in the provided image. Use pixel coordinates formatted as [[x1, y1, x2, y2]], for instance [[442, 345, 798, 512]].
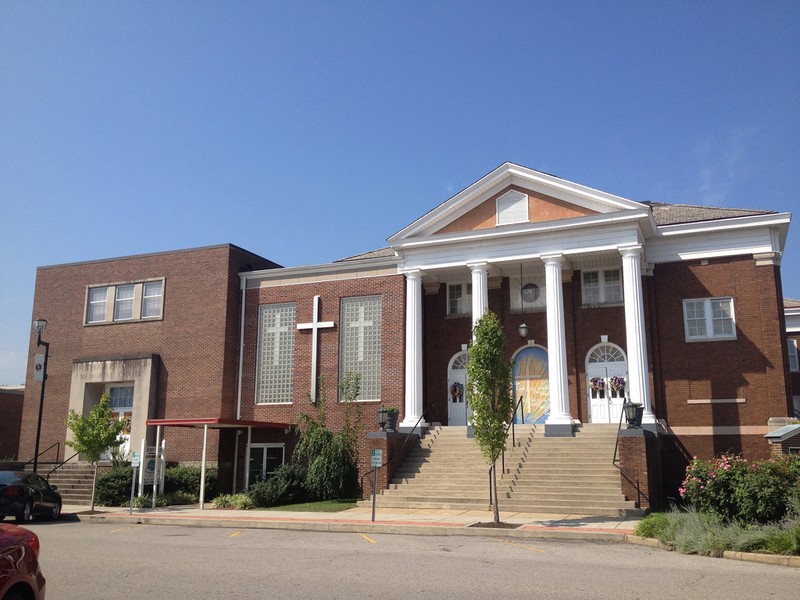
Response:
[[491, 461, 500, 524], [90, 462, 98, 512]]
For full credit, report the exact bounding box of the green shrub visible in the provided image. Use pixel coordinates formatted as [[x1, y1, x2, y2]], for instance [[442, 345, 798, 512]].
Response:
[[164, 466, 218, 501], [96, 466, 133, 506], [635, 512, 670, 539], [248, 464, 310, 507], [212, 493, 254, 510], [680, 453, 800, 524]]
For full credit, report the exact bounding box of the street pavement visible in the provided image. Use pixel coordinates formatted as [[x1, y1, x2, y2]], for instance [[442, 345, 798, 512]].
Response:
[[62, 503, 800, 568]]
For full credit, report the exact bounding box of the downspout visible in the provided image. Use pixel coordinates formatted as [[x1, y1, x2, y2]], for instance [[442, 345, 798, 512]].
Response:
[[236, 273, 248, 420]]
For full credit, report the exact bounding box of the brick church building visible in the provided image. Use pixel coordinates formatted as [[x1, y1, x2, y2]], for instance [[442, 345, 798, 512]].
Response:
[[20, 163, 795, 508]]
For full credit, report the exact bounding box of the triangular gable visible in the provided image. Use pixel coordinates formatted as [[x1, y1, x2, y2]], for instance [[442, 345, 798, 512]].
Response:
[[389, 162, 648, 243]]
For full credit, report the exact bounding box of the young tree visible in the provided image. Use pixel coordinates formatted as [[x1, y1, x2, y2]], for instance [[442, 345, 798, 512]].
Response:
[[466, 310, 514, 524], [65, 392, 126, 511]]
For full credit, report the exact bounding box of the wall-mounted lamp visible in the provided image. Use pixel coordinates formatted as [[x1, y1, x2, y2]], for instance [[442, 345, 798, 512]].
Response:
[[518, 322, 528, 338]]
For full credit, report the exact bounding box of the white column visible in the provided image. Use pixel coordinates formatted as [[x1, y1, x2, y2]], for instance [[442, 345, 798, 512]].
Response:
[[401, 270, 426, 429], [469, 262, 490, 333], [620, 245, 655, 423], [543, 254, 572, 425]]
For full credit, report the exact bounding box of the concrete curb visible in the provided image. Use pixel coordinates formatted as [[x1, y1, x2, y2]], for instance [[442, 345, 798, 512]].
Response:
[[626, 535, 800, 569]]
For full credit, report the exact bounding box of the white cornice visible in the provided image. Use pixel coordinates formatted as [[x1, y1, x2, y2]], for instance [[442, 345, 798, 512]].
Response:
[[391, 209, 652, 252], [241, 255, 401, 287]]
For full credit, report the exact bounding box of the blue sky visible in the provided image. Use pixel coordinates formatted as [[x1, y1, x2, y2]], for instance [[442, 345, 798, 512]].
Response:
[[1, 1, 798, 385]]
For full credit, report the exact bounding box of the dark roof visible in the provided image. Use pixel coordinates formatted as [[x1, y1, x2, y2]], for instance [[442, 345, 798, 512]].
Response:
[[644, 202, 775, 226], [335, 247, 398, 262]]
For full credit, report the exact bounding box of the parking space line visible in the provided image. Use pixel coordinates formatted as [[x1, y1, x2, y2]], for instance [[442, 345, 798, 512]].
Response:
[[358, 533, 376, 544], [230, 530, 244, 538]]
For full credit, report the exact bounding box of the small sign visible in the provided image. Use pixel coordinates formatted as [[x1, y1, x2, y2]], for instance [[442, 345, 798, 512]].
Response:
[[131, 452, 140, 468], [33, 354, 45, 382], [371, 449, 383, 467], [142, 458, 156, 484]]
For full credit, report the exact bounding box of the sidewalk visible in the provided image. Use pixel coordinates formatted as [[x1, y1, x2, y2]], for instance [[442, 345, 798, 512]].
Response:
[[63, 503, 640, 542]]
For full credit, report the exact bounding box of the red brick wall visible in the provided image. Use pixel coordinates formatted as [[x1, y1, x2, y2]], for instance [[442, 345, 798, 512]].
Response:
[[0, 389, 24, 459], [239, 273, 406, 483], [20, 245, 277, 467]]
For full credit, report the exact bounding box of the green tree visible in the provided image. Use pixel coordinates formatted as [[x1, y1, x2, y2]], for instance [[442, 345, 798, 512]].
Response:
[[292, 375, 360, 500], [65, 392, 126, 511], [466, 310, 514, 524]]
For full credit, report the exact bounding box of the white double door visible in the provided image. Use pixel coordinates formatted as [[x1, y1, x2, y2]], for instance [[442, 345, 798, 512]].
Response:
[[587, 364, 627, 424]]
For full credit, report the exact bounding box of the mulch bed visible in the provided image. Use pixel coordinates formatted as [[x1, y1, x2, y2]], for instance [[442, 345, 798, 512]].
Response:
[[469, 522, 521, 529]]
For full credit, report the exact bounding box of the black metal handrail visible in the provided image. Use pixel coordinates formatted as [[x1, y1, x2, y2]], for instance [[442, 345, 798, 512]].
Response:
[[45, 452, 80, 482], [612, 405, 649, 507], [361, 412, 426, 498], [22, 442, 60, 470]]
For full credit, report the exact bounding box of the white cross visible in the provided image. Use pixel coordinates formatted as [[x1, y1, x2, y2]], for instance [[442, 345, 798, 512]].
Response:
[[349, 305, 373, 362], [265, 313, 289, 366], [297, 295, 335, 402]]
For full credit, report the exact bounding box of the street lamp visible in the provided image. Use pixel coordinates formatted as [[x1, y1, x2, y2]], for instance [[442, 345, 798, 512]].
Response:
[[32, 319, 49, 473], [623, 399, 643, 429]]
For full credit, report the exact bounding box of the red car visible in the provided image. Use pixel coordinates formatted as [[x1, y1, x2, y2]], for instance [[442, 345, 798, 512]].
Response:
[[0, 523, 46, 600]]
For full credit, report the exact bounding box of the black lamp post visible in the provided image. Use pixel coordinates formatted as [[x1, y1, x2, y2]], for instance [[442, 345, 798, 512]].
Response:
[[32, 318, 49, 473], [377, 407, 388, 432], [623, 399, 643, 429]]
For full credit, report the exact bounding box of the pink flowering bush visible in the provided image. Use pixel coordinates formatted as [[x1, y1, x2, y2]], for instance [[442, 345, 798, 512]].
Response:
[[680, 453, 800, 524]]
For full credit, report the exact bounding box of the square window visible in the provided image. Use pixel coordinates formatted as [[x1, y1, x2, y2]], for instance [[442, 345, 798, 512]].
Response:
[[683, 297, 736, 341], [447, 283, 472, 316], [582, 269, 622, 305], [87, 287, 108, 323], [141, 281, 163, 318]]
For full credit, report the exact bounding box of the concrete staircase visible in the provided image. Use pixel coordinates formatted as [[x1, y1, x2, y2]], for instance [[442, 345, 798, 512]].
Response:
[[364, 423, 643, 517], [45, 462, 96, 505], [365, 426, 492, 511], [503, 423, 642, 516]]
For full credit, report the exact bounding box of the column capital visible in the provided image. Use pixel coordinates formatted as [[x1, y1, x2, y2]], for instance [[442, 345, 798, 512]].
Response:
[[541, 253, 566, 267], [618, 244, 644, 258], [467, 261, 491, 273], [403, 269, 425, 281]]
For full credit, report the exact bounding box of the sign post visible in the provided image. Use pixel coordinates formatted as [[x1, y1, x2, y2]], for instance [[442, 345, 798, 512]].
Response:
[[370, 449, 383, 522], [129, 451, 140, 515]]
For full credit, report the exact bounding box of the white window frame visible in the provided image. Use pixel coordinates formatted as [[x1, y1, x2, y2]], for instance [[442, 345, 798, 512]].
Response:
[[141, 280, 163, 319], [85, 278, 165, 325], [581, 269, 623, 305], [86, 287, 108, 323], [114, 284, 135, 321], [682, 297, 737, 341], [788, 338, 799, 372], [447, 283, 472, 316]]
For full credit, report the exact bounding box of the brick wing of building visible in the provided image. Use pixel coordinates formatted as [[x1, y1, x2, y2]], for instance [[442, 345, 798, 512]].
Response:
[[19, 163, 795, 510]]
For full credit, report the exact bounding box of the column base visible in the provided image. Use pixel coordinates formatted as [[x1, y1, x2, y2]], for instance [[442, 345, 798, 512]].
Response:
[[398, 419, 428, 434]]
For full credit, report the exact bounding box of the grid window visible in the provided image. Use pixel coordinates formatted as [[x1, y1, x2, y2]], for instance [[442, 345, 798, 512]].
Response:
[[683, 297, 736, 341], [141, 281, 163, 318], [108, 386, 134, 410], [582, 269, 622, 305], [256, 303, 296, 404], [114, 285, 135, 321], [87, 287, 108, 323], [447, 283, 472, 316], [340, 296, 382, 401]]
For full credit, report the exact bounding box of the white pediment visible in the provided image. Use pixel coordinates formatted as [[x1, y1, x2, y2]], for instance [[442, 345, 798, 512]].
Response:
[[388, 163, 648, 243]]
